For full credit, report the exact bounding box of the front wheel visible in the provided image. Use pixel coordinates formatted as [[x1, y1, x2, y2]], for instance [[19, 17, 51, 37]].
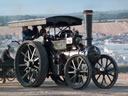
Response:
[[64, 55, 92, 89], [92, 54, 118, 89]]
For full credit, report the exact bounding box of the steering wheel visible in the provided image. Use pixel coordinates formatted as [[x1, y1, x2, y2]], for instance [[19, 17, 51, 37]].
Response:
[[56, 30, 73, 39]]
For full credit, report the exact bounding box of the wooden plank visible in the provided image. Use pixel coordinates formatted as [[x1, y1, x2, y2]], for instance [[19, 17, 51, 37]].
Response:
[[8, 18, 46, 27]]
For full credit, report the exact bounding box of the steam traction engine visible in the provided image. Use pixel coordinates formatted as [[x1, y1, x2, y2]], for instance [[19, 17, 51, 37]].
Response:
[[8, 10, 118, 89]]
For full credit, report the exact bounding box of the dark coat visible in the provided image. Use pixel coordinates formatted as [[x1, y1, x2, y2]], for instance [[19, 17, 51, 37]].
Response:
[[22, 29, 33, 40]]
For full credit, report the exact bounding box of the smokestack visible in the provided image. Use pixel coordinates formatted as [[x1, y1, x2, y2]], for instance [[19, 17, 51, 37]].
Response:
[[83, 10, 93, 46]]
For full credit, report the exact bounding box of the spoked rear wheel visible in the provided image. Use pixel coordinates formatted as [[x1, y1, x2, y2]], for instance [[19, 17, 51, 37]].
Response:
[[92, 54, 118, 88], [64, 55, 92, 89], [15, 41, 48, 87]]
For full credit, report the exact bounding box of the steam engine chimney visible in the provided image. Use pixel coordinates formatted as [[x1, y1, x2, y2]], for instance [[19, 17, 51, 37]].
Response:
[[83, 10, 93, 46]]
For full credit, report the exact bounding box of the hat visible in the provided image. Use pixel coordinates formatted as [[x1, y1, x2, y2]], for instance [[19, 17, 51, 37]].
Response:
[[7, 45, 11, 48]]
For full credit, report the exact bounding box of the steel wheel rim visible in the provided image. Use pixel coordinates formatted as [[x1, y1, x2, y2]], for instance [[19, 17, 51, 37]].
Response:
[[66, 56, 89, 88], [94, 56, 117, 87], [17, 44, 40, 84], [7, 77, 15, 81]]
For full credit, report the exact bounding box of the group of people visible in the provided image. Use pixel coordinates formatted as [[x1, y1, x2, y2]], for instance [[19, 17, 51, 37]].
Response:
[[1, 25, 47, 66], [22, 25, 46, 41], [0, 25, 47, 83]]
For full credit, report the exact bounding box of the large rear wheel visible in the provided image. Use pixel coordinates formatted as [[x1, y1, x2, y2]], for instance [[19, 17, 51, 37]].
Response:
[[15, 41, 48, 87], [64, 55, 92, 89]]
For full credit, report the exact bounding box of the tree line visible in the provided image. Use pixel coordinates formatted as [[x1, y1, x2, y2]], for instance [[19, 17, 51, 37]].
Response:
[[0, 11, 128, 26], [0, 15, 42, 26]]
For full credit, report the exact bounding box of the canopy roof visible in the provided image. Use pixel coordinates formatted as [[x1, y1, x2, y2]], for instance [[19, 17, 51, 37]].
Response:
[[46, 16, 82, 27], [8, 16, 82, 27]]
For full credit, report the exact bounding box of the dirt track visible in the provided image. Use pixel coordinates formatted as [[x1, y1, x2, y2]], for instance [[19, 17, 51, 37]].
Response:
[[0, 73, 128, 96]]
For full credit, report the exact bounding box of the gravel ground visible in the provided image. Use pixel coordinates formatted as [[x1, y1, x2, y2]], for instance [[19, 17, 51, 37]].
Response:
[[0, 73, 128, 96]]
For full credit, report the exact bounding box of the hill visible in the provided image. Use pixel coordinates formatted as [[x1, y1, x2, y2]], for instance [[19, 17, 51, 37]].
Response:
[[0, 10, 128, 26]]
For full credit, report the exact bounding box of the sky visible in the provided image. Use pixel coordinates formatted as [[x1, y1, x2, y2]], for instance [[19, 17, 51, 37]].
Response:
[[0, 0, 128, 16]]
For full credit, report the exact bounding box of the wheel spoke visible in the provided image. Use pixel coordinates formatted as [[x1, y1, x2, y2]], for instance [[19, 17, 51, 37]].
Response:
[[101, 58, 103, 65], [101, 58, 105, 69], [76, 57, 80, 64], [24, 59, 28, 63], [68, 71, 75, 74], [104, 75, 108, 86], [27, 71, 31, 80], [70, 65, 75, 70], [24, 67, 29, 71], [105, 59, 108, 68], [70, 75, 75, 80], [80, 70, 88, 73], [27, 45, 32, 55], [27, 51, 31, 60], [80, 70, 88, 76], [72, 60, 76, 70], [104, 76, 108, 85], [106, 62, 112, 68], [19, 63, 27, 67], [101, 75, 105, 85], [77, 58, 83, 69], [21, 52, 29, 60], [107, 72, 114, 77], [33, 65, 39, 70], [29, 72, 34, 83], [22, 71, 30, 79], [107, 74, 112, 82], [101, 75, 107, 86], [34, 57, 39, 62], [97, 62, 102, 67], [31, 48, 36, 60], [28, 69, 34, 80], [96, 74, 101, 81]]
